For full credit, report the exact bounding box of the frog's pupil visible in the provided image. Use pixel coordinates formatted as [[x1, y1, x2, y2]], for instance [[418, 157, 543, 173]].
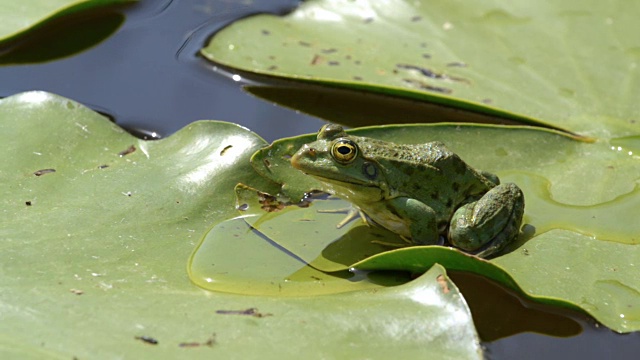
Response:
[[338, 146, 351, 155]]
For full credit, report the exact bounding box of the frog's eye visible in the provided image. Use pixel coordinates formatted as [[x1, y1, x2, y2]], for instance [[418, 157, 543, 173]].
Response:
[[331, 139, 358, 164]]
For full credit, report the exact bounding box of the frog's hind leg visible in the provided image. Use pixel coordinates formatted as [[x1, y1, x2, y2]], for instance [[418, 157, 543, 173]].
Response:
[[448, 183, 525, 258]]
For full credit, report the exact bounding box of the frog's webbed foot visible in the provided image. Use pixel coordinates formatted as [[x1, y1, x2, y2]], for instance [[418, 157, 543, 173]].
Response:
[[318, 206, 369, 229], [479, 170, 500, 186], [448, 183, 525, 258]]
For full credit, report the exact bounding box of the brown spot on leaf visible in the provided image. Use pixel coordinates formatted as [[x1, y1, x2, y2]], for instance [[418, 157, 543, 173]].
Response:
[[311, 54, 323, 65], [403, 79, 452, 94], [436, 274, 450, 294], [215, 308, 272, 318], [220, 145, 232, 156], [179, 334, 216, 348], [118, 145, 136, 157], [34, 168, 56, 176], [135, 336, 158, 345]]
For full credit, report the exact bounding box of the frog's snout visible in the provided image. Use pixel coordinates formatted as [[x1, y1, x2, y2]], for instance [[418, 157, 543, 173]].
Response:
[[290, 145, 317, 170]]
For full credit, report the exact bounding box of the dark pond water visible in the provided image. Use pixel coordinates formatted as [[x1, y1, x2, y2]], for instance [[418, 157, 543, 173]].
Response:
[[1, 0, 637, 358]]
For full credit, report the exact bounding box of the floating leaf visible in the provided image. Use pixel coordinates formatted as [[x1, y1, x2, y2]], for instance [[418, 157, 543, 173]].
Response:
[[247, 124, 640, 332], [202, 0, 640, 137], [0, 0, 134, 43], [0, 92, 482, 358]]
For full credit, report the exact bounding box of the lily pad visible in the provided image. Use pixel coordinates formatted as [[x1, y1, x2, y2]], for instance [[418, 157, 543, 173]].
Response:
[[202, 0, 640, 137], [244, 124, 640, 332], [189, 182, 413, 296], [0, 92, 482, 358], [0, 0, 135, 64], [0, 0, 134, 43]]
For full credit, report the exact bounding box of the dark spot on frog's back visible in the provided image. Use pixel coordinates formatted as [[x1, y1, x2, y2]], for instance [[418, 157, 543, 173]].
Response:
[[455, 160, 468, 175], [452, 182, 460, 192], [430, 192, 439, 200], [402, 165, 415, 176], [445, 198, 453, 208]]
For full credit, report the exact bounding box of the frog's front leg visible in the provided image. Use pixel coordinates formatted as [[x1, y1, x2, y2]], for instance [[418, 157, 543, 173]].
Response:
[[448, 183, 525, 258], [387, 197, 440, 245]]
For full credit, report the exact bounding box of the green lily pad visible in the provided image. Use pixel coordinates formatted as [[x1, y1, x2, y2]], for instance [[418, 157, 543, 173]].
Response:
[[0, 0, 135, 64], [189, 182, 412, 296], [244, 124, 640, 332], [0, 0, 134, 43], [355, 230, 640, 333], [0, 92, 482, 358], [202, 0, 640, 137]]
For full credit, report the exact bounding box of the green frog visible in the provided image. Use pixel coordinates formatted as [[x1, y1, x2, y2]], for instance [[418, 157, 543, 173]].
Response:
[[290, 124, 525, 258]]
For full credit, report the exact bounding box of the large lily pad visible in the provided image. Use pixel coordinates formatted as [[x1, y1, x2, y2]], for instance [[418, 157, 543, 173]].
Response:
[[0, 92, 482, 358], [237, 124, 640, 333], [202, 0, 640, 137]]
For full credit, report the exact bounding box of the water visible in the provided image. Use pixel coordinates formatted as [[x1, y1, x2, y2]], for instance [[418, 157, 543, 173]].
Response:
[[0, 0, 638, 358], [0, 0, 325, 141]]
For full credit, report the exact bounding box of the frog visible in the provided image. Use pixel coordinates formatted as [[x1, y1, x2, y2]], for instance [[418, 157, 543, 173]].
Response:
[[290, 124, 525, 258]]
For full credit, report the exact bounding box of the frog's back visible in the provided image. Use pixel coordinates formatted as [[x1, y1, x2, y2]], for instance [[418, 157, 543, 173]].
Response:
[[360, 139, 494, 215]]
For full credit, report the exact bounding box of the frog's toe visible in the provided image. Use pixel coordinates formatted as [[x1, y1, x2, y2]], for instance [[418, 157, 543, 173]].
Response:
[[448, 183, 524, 257]]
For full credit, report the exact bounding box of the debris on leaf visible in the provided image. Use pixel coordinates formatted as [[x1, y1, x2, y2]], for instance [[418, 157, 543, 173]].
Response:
[[118, 145, 136, 157], [135, 336, 158, 345], [215, 308, 272, 318], [33, 168, 56, 176]]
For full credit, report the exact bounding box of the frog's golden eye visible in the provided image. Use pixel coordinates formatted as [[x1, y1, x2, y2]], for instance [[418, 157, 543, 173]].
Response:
[[331, 139, 358, 164]]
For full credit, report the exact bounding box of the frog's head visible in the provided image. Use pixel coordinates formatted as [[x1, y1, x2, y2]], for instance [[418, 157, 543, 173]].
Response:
[[291, 124, 388, 200]]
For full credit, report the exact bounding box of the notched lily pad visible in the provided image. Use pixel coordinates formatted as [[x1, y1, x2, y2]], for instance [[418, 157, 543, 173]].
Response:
[[245, 123, 640, 332], [2, 91, 484, 358]]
